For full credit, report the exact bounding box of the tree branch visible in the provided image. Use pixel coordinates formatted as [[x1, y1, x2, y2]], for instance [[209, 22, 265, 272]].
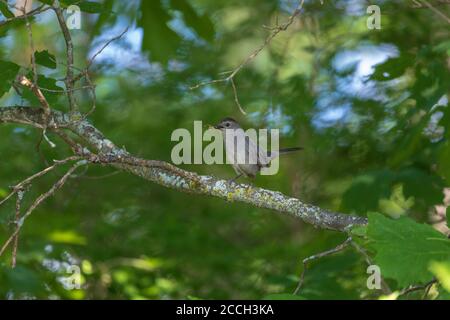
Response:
[[52, 4, 77, 112], [0, 159, 87, 258], [0, 106, 367, 232]]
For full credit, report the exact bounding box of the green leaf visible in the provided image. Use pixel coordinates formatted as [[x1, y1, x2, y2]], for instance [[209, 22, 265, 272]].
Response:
[[78, 1, 105, 14], [263, 294, 306, 300], [433, 40, 450, 56], [341, 170, 394, 213], [0, 1, 15, 18], [2, 265, 44, 293], [350, 225, 367, 237], [429, 261, 450, 293], [0, 60, 20, 97], [387, 112, 433, 168], [35, 50, 57, 69], [371, 53, 415, 81], [397, 168, 445, 209], [138, 0, 181, 64], [367, 212, 450, 288], [59, 0, 80, 6], [170, 0, 214, 42]]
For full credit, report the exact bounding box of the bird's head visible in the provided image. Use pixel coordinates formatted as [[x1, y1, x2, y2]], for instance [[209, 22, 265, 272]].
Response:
[[213, 117, 241, 130]]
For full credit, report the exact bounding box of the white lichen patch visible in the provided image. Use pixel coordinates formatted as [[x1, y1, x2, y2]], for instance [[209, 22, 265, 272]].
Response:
[[159, 172, 189, 189], [212, 180, 228, 193]]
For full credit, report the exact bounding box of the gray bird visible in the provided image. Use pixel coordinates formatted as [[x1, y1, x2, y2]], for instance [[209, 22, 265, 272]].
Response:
[[214, 117, 302, 180]]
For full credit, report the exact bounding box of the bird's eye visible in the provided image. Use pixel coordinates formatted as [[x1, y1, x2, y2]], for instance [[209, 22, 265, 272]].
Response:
[[225, 122, 230, 127]]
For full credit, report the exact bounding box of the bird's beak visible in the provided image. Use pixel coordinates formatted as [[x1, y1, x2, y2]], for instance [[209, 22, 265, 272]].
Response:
[[214, 124, 222, 129]]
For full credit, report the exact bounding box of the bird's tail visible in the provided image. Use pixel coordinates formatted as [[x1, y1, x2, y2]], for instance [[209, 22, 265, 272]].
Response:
[[266, 147, 303, 160], [278, 147, 303, 154]]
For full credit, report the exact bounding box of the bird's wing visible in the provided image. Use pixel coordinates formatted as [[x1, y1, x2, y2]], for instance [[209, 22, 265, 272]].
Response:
[[245, 136, 271, 167], [243, 135, 260, 165]]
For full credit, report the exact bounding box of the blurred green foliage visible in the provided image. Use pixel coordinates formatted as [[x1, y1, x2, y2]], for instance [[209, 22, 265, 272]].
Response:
[[0, 0, 449, 299]]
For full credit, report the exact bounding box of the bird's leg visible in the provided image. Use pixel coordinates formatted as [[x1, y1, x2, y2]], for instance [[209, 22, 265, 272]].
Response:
[[230, 173, 243, 183]]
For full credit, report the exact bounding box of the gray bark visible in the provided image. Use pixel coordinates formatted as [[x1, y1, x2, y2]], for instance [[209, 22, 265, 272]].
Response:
[[0, 106, 368, 232]]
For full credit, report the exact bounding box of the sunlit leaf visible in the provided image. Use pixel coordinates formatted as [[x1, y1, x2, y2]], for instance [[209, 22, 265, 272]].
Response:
[[371, 54, 415, 81], [35, 50, 57, 69], [78, 1, 106, 14], [367, 212, 450, 287], [170, 0, 214, 42], [47, 230, 87, 245], [0, 1, 14, 18], [138, 0, 181, 64], [429, 261, 450, 293], [0, 60, 20, 97]]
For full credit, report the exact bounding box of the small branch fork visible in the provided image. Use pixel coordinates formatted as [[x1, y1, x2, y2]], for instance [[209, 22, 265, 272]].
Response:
[[412, 1, 450, 23], [0, 159, 87, 259], [0, 1, 129, 264], [419, 0, 450, 24], [190, 0, 306, 115], [293, 237, 392, 296], [293, 237, 353, 295], [396, 278, 438, 299]]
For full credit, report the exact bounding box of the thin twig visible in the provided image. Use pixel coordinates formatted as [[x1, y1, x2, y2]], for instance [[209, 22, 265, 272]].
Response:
[[14, 1, 53, 152], [398, 279, 438, 298], [17, 75, 51, 116], [38, 85, 96, 93], [53, 4, 77, 112], [21, 0, 38, 85], [70, 27, 129, 117], [11, 189, 25, 268], [350, 239, 391, 294], [0, 3, 50, 27], [421, 0, 450, 23], [73, 27, 129, 82], [0, 160, 87, 258], [293, 237, 352, 295], [190, 0, 305, 115], [0, 156, 81, 208], [230, 78, 247, 115]]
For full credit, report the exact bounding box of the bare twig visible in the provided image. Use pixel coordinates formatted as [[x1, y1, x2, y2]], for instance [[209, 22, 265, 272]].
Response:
[[0, 156, 81, 208], [190, 0, 306, 114], [81, 68, 97, 118], [16, 75, 55, 149], [17, 1, 54, 150], [350, 239, 391, 295], [230, 78, 247, 115], [38, 85, 96, 93], [73, 27, 129, 82], [11, 190, 25, 268], [20, 0, 38, 85], [398, 278, 438, 298], [17, 76, 50, 115], [0, 160, 87, 258], [0, 3, 50, 27], [421, 0, 450, 23], [293, 237, 352, 295], [52, 4, 77, 112], [70, 27, 129, 117], [412, 0, 450, 9]]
